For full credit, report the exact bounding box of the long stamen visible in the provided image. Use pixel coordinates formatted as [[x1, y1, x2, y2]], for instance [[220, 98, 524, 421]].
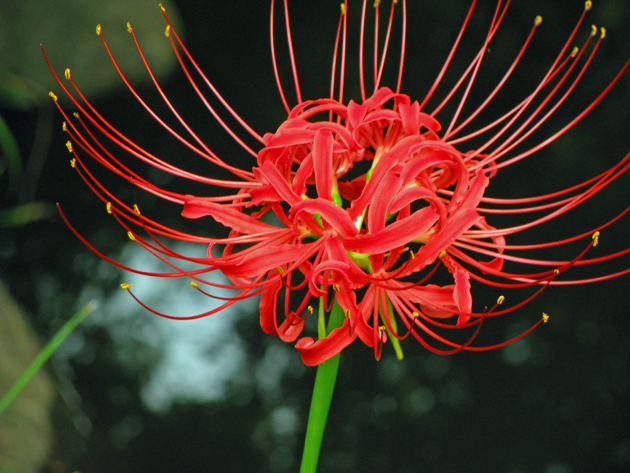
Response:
[[159, 4, 265, 145], [359, 0, 369, 102], [444, 14, 543, 141], [460, 3, 592, 165], [373, 0, 380, 87], [329, 4, 345, 108], [395, 0, 407, 93], [338, 0, 349, 104], [270, 0, 290, 112], [373, 0, 398, 93], [283, 0, 302, 104], [487, 53, 630, 171], [431, 0, 510, 123], [418, 0, 478, 111], [160, 27, 260, 157], [45, 45, 256, 186], [481, 28, 601, 170]]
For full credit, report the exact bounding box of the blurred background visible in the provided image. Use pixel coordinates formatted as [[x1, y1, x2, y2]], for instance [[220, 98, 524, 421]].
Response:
[[1, 1, 630, 472]]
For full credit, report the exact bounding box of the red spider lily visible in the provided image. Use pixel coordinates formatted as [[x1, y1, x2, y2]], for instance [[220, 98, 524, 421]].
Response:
[[45, 0, 630, 366]]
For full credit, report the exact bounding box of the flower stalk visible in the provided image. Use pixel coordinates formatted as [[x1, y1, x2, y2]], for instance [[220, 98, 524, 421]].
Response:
[[300, 299, 345, 473]]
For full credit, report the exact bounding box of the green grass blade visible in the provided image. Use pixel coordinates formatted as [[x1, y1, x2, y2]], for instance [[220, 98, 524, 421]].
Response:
[[0, 300, 98, 416]]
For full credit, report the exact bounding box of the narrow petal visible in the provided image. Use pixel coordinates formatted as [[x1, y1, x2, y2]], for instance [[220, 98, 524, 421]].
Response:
[[398, 101, 421, 136], [450, 172, 490, 215], [344, 207, 438, 254], [290, 199, 359, 238], [218, 243, 314, 279], [402, 284, 459, 319], [400, 153, 459, 186], [292, 152, 313, 196], [443, 255, 473, 324], [405, 209, 482, 274], [258, 161, 303, 205], [182, 199, 283, 234], [260, 279, 304, 342], [348, 152, 398, 220], [388, 186, 447, 224], [313, 130, 334, 200], [295, 319, 356, 366], [367, 172, 402, 233], [257, 127, 314, 166]]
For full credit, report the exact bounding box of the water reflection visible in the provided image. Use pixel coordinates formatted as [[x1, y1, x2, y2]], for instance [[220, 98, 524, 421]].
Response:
[[79, 241, 257, 412]]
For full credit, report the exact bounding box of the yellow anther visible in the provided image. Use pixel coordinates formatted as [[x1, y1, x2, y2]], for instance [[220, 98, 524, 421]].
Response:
[[345, 309, 351, 318], [376, 326, 387, 346], [572, 46, 579, 57], [133, 204, 141, 216], [190, 281, 199, 289], [340, 3, 345, 14], [393, 0, 398, 4], [159, 3, 165, 12], [438, 249, 447, 259], [127, 22, 133, 33], [62, 121, 67, 132], [120, 283, 133, 289], [49, 91, 58, 102], [165, 25, 171, 37], [374, 0, 380, 7], [127, 231, 135, 241], [542, 312, 549, 323], [553, 269, 560, 275], [96, 24, 102, 35], [70, 158, 76, 168], [497, 295, 505, 305], [411, 311, 419, 318], [535, 15, 542, 26], [601, 27, 606, 39], [277, 266, 284, 274], [332, 283, 340, 292], [592, 231, 600, 247], [106, 202, 112, 214], [65, 141, 73, 153], [307, 306, 314, 314], [591, 25, 597, 36], [585, 1, 592, 11], [409, 250, 415, 259], [73, 112, 79, 118], [64, 68, 71, 80]]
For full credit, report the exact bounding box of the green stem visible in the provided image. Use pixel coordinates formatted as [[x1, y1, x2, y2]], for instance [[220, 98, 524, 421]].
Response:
[[0, 300, 98, 416], [299, 299, 345, 473]]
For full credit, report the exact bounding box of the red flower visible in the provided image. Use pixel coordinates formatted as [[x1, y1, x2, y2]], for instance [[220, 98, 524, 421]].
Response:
[[45, 1, 630, 365]]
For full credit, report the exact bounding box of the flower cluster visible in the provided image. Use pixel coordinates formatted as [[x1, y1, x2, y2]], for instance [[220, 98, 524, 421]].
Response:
[[46, 1, 630, 365]]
